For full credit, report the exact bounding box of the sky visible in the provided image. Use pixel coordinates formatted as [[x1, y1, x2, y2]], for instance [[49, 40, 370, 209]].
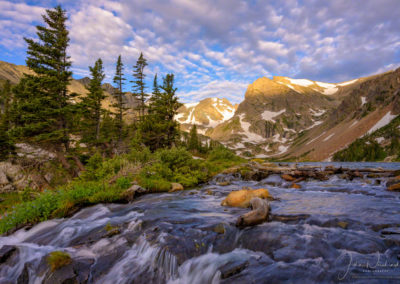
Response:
[[0, 0, 399, 103]]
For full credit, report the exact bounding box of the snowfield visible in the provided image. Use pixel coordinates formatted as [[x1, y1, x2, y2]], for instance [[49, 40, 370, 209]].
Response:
[[367, 111, 397, 134]]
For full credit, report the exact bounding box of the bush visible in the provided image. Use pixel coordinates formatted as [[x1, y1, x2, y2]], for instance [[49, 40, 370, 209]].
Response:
[[116, 177, 131, 190]]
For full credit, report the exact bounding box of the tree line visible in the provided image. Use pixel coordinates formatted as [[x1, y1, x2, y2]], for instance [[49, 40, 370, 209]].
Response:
[[0, 5, 206, 172]]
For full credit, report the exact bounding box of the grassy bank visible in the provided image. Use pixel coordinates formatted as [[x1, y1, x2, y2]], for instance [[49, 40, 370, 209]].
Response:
[[0, 146, 244, 234]]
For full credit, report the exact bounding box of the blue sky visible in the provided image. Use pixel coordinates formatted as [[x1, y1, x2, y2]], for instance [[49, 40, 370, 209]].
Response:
[[1, 0, 399, 103]]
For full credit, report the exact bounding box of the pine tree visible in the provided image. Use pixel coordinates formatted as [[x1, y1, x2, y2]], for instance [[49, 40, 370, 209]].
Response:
[[188, 124, 200, 151], [131, 52, 148, 121], [11, 5, 73, 167], [112, 55, 126, 141], [80, 58, 106, 146], [0, 80, 15, 160], [139, 73, 182, 150]]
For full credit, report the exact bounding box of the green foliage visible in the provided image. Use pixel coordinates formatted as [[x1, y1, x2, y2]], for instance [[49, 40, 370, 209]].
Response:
[[131, 52, 148, 120], [188, 125, 200, 151], [20, 187, 35, 202], [112, 55, 127, 141], [334, 115, 400, 161], [139, 74, 182, 151], [47, 251, 71, 271], [79, 58, 107, 147], [205, 146, 245, 175], [11, 6, 73, 151], [0, 193, 21, 215], [116, 177, 131, 190], [0, 80, 16, 160]]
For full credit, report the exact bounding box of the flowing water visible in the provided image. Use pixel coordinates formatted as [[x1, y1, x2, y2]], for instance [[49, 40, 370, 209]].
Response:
[[1, 163, 400, 283]]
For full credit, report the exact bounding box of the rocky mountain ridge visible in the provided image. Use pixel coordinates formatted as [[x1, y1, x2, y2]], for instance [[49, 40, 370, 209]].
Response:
[[1, 60, 399, 161], [177, 69, 399, 161]]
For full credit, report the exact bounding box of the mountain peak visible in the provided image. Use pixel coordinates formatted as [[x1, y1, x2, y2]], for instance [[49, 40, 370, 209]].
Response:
[[245, 77, 291, 98]]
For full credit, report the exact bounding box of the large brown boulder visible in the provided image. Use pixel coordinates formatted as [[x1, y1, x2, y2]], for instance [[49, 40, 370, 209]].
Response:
[[169, 183, 184, 192], [221, 187, 271, 208]]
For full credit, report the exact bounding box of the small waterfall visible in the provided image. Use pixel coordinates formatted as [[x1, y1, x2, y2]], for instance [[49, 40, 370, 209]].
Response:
[[168, 249, 254, 284], [98, 235, 178, 284]]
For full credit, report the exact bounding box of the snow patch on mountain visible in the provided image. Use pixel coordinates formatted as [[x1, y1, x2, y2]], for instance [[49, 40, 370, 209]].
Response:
[[367, 111, 397, 134], [361, 97, 367, 106], [338, 79, 358, 86], [315, 82, 338, 95], [287, 78, 314, 87], [261, 109, 286, 122], [323, 133, 335, 142], [184, 102, 199, 108], [239, 114, 265, 143]]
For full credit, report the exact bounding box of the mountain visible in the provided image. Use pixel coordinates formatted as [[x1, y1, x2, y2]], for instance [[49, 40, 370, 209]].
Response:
[[1, 59, 399, 161], [179, 69, 399, 161], [0, 60, 140, 122], [205, 75, 363, 157], [175, 97, 237, 134]]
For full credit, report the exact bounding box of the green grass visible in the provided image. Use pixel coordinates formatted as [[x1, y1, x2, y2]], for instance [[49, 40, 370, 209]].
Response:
[[0, 146, 244, 234], [0, 192, 22, 215]]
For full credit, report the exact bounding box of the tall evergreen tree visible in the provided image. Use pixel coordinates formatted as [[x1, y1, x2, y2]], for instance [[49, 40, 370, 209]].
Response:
[[80, 58, 106, 146], [188, 124, 200, 151], [0, 80, 15, 160], [11, 5, 73, 167], [131, 52, 148, 120], [139, 73, 182, 150], [112, 55, 126, 141]]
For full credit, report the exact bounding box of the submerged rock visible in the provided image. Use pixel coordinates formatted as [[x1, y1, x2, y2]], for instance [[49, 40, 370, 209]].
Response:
[[291, 183, 301, 189], [0, 245, 17, 264], [221, 188, 270, 208], [219, 259, 249, 279], [387, 181, 400, 191], [281, 174, 295, 182], [236, 197, 270, 227]]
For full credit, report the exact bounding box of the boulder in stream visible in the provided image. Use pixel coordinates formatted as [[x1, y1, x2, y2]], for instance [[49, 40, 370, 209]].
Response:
[[169, 183, 184, 192], [236, 197, 270, 227], [221, 188, 271, 208]]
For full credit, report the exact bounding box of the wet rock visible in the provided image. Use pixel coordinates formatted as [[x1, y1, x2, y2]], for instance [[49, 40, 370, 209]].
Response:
[[0, 245, 17, 263], [236, 198, 270, 227], [169, 183, 184, 192], [337, 221, 348, 229], [281, 174, 295, 182], [121, 184, 148, 202], [205, 189, 214, 195], [213, 223, 226, 234], [387, 182, 400, 191], [315, 172, 329, 181], [42, 257, 91, 284], [291, 183, 301, 189], [218, 181, 231, 186], [381, 227, 400, 235], [17, 263, 30, 284], [221, 188, 271, 208], [219, 259, 249, 279]]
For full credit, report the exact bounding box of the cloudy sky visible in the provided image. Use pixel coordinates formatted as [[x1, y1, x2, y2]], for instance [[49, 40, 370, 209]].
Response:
[[1, 0, 399, 103]]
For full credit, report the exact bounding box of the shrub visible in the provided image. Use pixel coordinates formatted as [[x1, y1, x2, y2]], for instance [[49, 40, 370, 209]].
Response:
[[116, 177, 131, 190]]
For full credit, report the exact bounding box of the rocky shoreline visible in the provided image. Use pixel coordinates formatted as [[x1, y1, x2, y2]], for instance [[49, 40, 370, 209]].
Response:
[[218, 162, 400, 191]]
